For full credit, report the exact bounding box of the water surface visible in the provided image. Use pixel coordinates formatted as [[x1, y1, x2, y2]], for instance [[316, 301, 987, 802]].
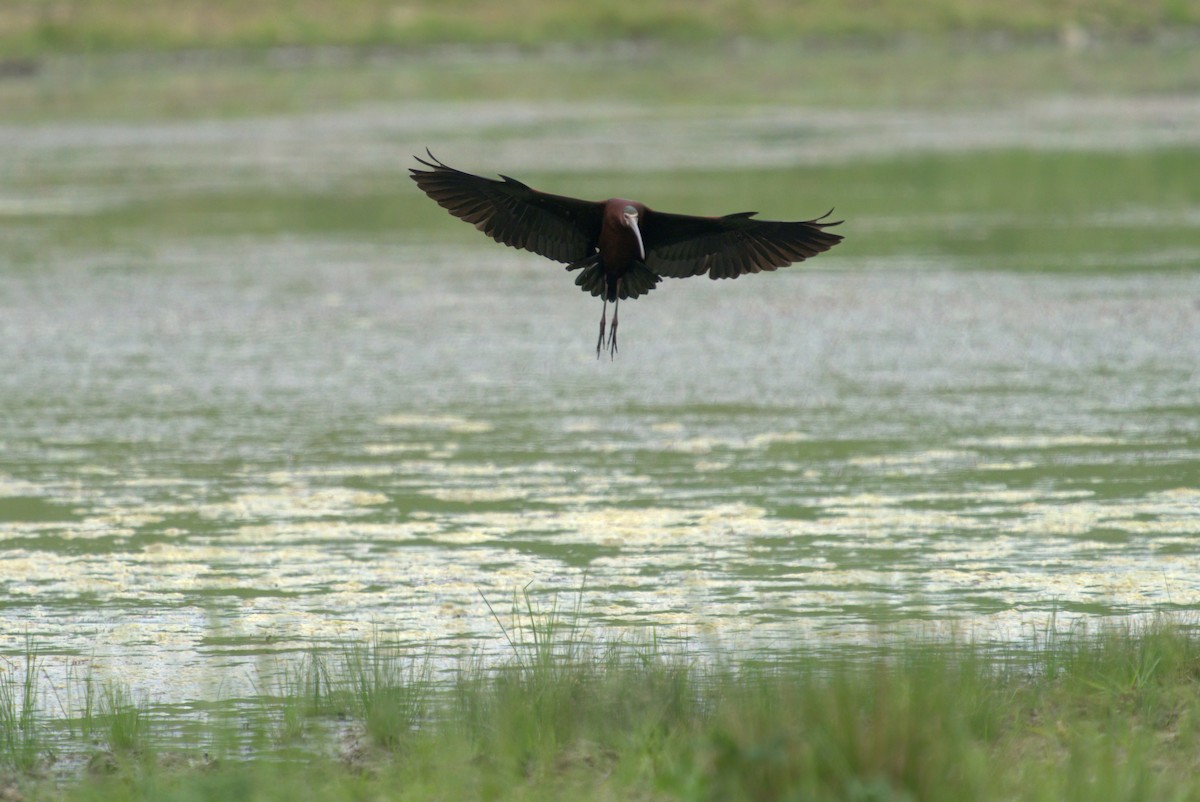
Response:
[[1, 55, 1199, 702]]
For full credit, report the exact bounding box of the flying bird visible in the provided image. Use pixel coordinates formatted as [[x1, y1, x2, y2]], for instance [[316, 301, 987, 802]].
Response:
[[410, 152, 843, 358]]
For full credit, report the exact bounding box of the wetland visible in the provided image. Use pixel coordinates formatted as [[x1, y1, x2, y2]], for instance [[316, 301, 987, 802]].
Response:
[[1, 41, 1198, 783]]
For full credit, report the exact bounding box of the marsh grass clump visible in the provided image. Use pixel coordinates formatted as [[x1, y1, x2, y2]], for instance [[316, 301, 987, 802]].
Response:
[[96, 682, 151, 758], [342, 637, 433, 751], [457, 634, 701, 782], [680, 646, 1003, 802], [482, 581, 590, 682], [0, 648, 43, 773], [455, 584, 596, 774], [260, 647, 334, 745], [1038, 615, 1200, 697], [423, 583, 703, 788], [63, 661, 98, 742]]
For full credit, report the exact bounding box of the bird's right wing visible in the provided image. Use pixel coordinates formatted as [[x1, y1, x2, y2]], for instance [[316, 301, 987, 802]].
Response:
[[641, 209, 843, 279], [410, 152, 604, 265]]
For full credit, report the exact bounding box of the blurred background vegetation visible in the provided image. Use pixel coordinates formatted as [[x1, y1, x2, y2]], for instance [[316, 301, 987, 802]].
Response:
[[2, 0, 1198, 56]]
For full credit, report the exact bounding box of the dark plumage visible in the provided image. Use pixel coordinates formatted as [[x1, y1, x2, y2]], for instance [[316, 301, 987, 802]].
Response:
[[410, 151, 843, 357]]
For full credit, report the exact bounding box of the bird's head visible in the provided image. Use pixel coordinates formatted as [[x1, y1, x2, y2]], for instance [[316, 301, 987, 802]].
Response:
[[621, 204, 645, 260]]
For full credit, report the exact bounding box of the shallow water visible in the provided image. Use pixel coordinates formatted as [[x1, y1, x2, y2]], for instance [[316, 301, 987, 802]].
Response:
[[1, 57, 1199, 703], [3, 240, 1198, 698]]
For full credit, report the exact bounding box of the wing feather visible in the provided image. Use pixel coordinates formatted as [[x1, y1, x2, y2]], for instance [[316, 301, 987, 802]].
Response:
[[410, 152, 603, 264], [642, 209, 843, 280]]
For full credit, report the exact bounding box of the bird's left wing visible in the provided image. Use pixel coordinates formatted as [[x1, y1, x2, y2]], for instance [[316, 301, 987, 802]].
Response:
[[410, 152, 604, 265], [640, 209, 843, 279]]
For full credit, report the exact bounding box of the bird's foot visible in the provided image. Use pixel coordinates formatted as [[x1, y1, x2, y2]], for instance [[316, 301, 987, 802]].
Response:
[[607, 319, 618, 359], [595, 303, 607, 360]]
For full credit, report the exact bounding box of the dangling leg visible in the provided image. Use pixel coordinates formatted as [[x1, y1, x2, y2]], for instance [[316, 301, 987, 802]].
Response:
[[595, 297, 608, 359], [608, 293, 619, 358]]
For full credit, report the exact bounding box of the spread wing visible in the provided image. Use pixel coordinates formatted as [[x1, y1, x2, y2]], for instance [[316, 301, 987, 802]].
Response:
[[410, 152, 604, 265], [641, 209, 843, 279]]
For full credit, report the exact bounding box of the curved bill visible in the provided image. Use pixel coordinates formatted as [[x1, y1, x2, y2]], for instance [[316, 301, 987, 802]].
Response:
[[630, 217, 645, 261]]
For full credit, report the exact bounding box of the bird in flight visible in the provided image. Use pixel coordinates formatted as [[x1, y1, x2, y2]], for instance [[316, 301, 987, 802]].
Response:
[[410, 152, 843, 358]]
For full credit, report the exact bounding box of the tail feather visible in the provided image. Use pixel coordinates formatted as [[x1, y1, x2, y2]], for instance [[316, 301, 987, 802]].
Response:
[[570, 258, 660, 301], [617, 263, 661, 300]]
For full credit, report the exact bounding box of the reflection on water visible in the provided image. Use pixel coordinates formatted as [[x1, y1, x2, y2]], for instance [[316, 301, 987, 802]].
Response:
[[1, 233, 1198, 700]]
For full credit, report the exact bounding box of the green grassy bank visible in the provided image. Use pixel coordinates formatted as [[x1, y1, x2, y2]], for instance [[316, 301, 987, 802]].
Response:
[[2, 0, 1198, 58], [6, 615, 1200, 801]]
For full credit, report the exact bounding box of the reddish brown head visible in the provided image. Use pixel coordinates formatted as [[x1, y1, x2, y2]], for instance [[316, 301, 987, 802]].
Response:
[[604, 199, 646, 261]]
